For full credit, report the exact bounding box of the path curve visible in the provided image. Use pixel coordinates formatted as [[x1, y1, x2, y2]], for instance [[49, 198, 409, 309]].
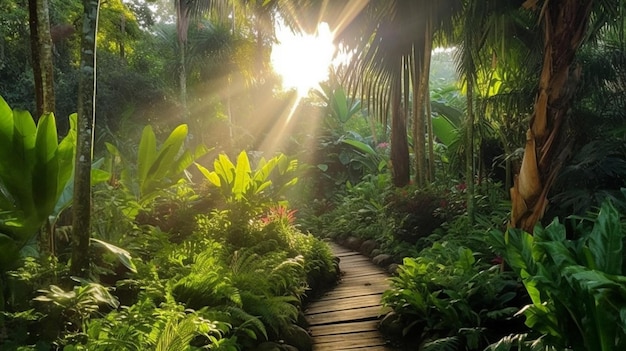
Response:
[[305, 243, 395, 351]]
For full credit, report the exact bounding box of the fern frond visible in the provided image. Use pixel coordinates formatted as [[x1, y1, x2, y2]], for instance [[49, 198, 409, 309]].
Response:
[[223, 305, 268, 341], [155, 315, 197, 351], [240, 292, 299, 335]]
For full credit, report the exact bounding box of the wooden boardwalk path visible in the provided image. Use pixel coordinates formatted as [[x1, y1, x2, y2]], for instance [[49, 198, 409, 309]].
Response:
[[305, 243, 395, 351]]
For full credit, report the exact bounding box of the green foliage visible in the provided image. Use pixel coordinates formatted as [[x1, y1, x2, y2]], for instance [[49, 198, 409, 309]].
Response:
[[194, 151, 299, 247], [196, 151, 298, 205], [382, 241, 521, 350], [306, 173, 393, 242], [491, 200, 626, 351], [316, 83, 362, 125], [548, 140, 626, 218], [34, 277, 120, 337], [385, 186, 447, 245], [341, 137, 389, 174], [0, 96, 76, 271], [106, 124, 207, 205], [170, 244, 308, 345]]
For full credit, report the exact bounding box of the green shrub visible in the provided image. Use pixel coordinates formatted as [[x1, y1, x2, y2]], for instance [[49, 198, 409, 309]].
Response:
[[382, 241, 522, 350], [490, 200, 626, 351]]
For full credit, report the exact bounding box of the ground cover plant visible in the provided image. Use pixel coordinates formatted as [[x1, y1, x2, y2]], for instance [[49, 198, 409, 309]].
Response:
[[0, 101, 338, 350]]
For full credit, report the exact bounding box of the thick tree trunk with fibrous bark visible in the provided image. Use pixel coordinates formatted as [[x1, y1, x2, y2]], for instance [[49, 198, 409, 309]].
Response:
[[510, 0, 593, 232], [70, 0, 100, 276]]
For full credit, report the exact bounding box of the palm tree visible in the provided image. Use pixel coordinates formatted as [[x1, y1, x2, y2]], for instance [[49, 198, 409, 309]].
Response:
[[320, 1, 462, 187], [454, 0, 541, 222], [509, 0, 621, 232], [174, 0, 227, 122]]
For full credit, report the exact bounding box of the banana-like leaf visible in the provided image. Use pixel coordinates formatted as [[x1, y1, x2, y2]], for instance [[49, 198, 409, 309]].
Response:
[[214, 154, 235, 186], [588, 201, 623, 275], [0, 96, 14, 144], [137, 125, 157, 188], [233, 151, 252, 200], [91, 238, 137, 273], [432, 115, 460, 147], [12, 109, 37, 168], [342, 139, 377, 157], [195, 163, 221, 186], [148, 124, 187, 181], [33, 113, 59, 220], [56, 114, 76, 200], [0, 100, 76, 272]]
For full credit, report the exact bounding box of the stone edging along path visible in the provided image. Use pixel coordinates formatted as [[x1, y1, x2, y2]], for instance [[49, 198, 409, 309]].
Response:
[[304, 242, 398, 351]]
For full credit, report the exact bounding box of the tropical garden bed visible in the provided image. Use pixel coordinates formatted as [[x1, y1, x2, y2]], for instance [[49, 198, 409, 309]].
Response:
[[2, 0, 626, 350]]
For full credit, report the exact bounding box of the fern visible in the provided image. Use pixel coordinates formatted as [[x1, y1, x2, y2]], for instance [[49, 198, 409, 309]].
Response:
[[240, 292, 299, 335], [223, 305, 268, 341], [268, 255, 305, 297], [172, 250, 242, 309], [155, 314, 198, 351]]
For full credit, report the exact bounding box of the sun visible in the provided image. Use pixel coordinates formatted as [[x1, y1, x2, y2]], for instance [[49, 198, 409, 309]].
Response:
[[271, 22, 336, 96]]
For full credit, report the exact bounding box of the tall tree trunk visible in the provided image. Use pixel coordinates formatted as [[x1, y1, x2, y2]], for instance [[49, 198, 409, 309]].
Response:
[[466, 80, 475, 224], [412, 49, 426, 188], [28, 0, 55, 117], [423, 29, 434, 183], [179, 41, 188, 121], [391, 65, 410, 187], [510, 0, 592, 232], [70, 0, 100, 276], [119, 13, 125, 59], [175, 0, 190, 123]]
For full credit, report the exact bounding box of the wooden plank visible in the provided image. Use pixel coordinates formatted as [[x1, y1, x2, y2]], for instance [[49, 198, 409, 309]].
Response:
[[335, 250, 361, 257], [340, 270, 388, 279], [309, 320, 380, 336], [339, 275, 390, 284], [340, 261, 383, 269], [313, 336, 389, 351], [336, 274, 391, 288], [313, 330, 382, 343], [318, 291, 383, 301], [305, 243, 397, 350], [339, 254, 371, 261], [335, 253, 362, 259], [319, 282, 389, 299], [307, 305, 386, 326], [339, 261, 387, 275], [332, 283, 389, 293], [306, 294, 382, 314]]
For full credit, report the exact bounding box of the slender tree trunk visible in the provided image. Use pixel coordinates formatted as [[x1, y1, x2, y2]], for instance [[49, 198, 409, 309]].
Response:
[[423, 28, 434, 182], [412, 48, 426, 188], [466, 80, 475, 224], [175, 0, 189, 124], [510, 0, 592, 232], [119, 13, 125, 59], [28, 0, 55, 117], [70, 0, 100, 276], [179, 41, 188, 122], [391, 65, 410, 187], [29, 0, 55, 258]]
